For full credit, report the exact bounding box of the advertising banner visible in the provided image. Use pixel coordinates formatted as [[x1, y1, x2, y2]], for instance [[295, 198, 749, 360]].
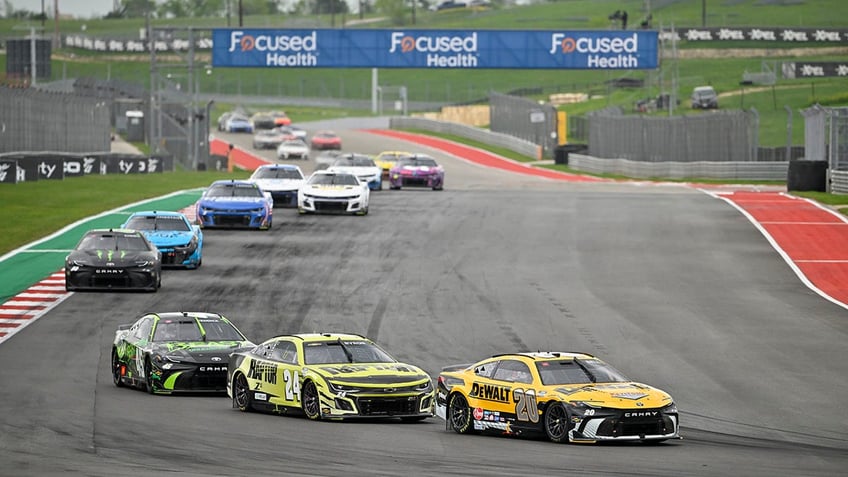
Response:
[[211, 29, 659, 70]]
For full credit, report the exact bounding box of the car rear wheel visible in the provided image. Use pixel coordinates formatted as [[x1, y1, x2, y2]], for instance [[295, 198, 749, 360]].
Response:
[[448, 392, 473, 434], [301, 380, 321, 420], [111, 349, 124, 387], [144, 358, 155, 394], [233, 373, 253, 412], [544, 402, 570, 443]]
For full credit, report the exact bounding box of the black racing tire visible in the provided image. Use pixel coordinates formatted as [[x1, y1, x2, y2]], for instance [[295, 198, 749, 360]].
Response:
[[111, 348, 124, 387], [544, 402, 571, 443], [144, 358, 155, 394], [233, 373, 253, 412], [301, 380, 321, 420], [448, 392, 473, 434]]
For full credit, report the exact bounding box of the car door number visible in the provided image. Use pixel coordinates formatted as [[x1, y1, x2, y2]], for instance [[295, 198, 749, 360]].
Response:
[[513, 388, 539, 423], [284, 369, 301, 401]]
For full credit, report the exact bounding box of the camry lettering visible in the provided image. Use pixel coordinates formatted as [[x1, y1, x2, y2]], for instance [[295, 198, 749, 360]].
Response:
[[624, 411, 659, 418], [470, 382, 511, 403]]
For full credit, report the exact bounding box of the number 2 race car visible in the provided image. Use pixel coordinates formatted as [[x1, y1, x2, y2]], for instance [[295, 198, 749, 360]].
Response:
[[228, 333, 435, 421], [436, 352, 680, 444]]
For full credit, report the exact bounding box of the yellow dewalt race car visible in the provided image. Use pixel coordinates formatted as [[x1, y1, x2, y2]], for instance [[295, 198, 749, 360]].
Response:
[[436, 352, 680, 444], [227, 333, 435, 421]]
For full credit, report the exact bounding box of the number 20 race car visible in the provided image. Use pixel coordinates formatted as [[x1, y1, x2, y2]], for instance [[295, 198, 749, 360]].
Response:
[[228, 333, 435, 421], [436, 352, 680, 444]]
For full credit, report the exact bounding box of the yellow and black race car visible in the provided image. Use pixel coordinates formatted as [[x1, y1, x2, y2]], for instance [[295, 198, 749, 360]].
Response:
[[227, 333, 435, 421], [436, 352, 680, 444]]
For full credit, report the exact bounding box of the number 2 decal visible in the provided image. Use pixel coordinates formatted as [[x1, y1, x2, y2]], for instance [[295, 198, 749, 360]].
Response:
[[284, 369, 301, 401], [513, 388, 539, 423]]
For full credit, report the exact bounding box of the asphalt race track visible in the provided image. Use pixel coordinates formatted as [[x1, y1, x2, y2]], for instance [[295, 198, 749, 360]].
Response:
[[0, 121, 846, 476]]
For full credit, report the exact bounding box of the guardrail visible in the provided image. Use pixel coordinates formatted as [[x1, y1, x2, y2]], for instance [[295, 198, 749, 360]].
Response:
[[569, 154, 788, 180], [389, 116, 542, 160], [830, 170, 848, 194]]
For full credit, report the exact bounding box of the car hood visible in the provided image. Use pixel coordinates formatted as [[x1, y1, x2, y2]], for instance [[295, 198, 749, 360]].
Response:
[[329, 166, 381, 176], [154, 341, 254, 363], [278, 146, 309, 153], [252, 178, 304, 192], [143, 230, 195, 246], [198, 197, 267, 209], [67, 249, 155, 265], [302, 184, 363, 197], [549, 381, 673, 409], [311, 362, 430, 385]]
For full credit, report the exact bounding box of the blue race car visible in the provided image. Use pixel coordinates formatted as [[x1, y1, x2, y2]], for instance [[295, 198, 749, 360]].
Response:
[[195, 180, 273, 230], [122, 211, 203, 269]]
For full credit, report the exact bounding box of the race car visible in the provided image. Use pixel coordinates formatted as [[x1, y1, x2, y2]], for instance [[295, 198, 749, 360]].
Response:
[[298, 170, 369, 215], [228, 333, 435, 421], [374, 150, 412, 179], [310, 130, 342, 150], [65, 228, 162, 292], [388, 154, 445, 190], [112, 312, 255, 395], [248, 164, 306, 208], [276, 138, 310, 161], [436, 352, 680, 444], [252, 129, 288, 149], [195, 180, 273, 230], [327, 153, 382, 190], [221, 113, 253, 133], [121, 211, 202, 269], [269, 110, 292, 127]]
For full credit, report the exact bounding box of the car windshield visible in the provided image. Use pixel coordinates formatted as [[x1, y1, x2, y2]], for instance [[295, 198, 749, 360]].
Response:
[[253, 168, 303, 180], [197, 317, 245, 341], [282, 140, 306, 147], [535, 358, 629, 385], [153, 319, 203, 342], [303, 340, 396, 365], [308, 173, 358, 186], [399, 157, 438, 167], [334, 157, 376, 167], [78, 233, 150, 251], [206, 184, 263, 198], [694, 89, 716, 99], [124, 215, 190, 232]]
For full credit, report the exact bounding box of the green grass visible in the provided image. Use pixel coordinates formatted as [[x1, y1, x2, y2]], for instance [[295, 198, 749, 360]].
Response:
[[0, 170, 250, 256], [6, 0, 844, 33]]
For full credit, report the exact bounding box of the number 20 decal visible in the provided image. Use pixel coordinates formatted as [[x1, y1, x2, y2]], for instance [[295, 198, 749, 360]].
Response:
[[284, 369, 301, 401], [513, 389, 539, 423]]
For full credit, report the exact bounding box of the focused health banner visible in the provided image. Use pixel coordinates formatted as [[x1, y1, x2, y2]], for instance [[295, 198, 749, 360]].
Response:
[[211, 29, 659, 70]]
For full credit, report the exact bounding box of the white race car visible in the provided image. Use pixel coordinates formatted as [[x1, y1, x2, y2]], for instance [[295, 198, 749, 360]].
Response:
[[327, 153, 383, 191], [249, 164, 306, 208], [298, 170, 370, 215], [276, 138, 310, 161]]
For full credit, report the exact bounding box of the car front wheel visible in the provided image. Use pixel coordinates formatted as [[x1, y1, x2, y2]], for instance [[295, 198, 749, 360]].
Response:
[[301, 380, 321, 420], [544, 402, 571, 443]]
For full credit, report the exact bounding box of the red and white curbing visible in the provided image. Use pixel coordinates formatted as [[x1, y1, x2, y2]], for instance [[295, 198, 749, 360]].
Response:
[[0, 271, 71, 345]]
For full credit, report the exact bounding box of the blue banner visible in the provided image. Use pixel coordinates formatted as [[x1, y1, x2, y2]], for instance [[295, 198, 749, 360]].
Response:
[[211, 29, 658, 70]]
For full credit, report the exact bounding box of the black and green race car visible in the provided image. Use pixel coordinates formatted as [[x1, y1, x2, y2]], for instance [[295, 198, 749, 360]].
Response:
[[112, 312, 255, 394]]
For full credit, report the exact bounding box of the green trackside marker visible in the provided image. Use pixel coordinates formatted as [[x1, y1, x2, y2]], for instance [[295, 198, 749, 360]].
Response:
[[0, 190, 203, 302]]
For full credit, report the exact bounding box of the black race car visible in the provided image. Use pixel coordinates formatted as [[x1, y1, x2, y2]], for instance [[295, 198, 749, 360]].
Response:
[[64, 228, 162, 292], [112, 312, 255, 394]]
